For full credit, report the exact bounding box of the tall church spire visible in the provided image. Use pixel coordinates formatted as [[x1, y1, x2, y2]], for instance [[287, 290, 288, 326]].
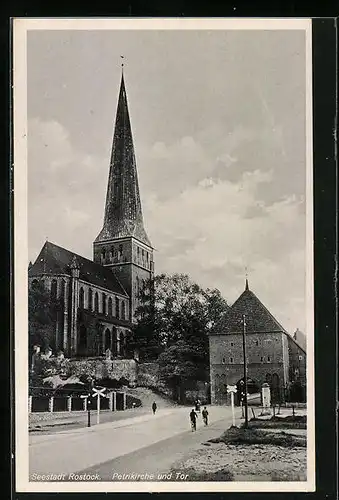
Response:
[[95, 70, 151, 247]]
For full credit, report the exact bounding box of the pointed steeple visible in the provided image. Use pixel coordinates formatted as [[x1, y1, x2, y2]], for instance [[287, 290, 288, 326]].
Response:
[[95, 70, 151, 247], [245, 278, 249, 291]]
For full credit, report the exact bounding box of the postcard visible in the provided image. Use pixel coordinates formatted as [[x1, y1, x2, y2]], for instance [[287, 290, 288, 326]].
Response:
[[13, 17, 314, 493]]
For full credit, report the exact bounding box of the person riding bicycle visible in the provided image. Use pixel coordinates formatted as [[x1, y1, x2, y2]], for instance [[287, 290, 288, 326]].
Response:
[[202, 406, 209, 426]]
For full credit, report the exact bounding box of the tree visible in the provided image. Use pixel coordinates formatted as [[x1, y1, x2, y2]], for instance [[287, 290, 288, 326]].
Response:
[[157, 340, 208, 403], [28, 280, 63, 353], [131, 273, 230, 400]]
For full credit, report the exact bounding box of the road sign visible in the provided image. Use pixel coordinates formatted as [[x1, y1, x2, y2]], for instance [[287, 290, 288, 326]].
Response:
[[226, 385, 237, 393], [92, 387, 106, 397], [92, 387, 106, 424]]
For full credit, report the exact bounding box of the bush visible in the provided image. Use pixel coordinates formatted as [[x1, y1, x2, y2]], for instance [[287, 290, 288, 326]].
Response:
[[209, 426, 306, 448], [249, 415, 307, 430]]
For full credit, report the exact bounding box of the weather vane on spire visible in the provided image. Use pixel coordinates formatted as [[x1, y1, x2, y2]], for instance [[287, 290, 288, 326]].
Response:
[[120, 55, 124, 69], [245, 266, 249, 290]]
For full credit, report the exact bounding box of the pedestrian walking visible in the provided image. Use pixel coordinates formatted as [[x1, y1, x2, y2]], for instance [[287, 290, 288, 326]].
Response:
[[152, 401, 157, 414], [202, 406, 209, 426], [190, 408, 197, 431]]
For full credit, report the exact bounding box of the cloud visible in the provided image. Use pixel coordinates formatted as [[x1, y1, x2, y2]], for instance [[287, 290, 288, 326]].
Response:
[[28, 118, 306, 334], [28, 118, 107, 260], [143, 162, 305, 333]]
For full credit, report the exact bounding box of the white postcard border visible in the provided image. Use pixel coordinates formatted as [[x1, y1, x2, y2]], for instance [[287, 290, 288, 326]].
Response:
[[13, 17, 315, 493]]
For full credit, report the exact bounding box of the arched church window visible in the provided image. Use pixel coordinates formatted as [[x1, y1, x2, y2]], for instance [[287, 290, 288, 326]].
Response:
[[121, 301, 126, 320], [79, 287, 84, 309], [118, 245, 123, 261], [94, 292, 99, 313], [104, 328, 111, 351], [120, 332, 127, 357], [101, 248, 106, 263], [115, 297, 120, 319], [51, 280, 57, 301], [108, 297, 113, 316], [112, 327, 118, 356], [102, 293, 106, 315], [88, 288, 93, 311], [60, 279, 65, 300]]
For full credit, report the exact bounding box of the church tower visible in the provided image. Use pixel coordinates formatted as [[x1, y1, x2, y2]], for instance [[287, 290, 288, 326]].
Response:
[[93, 69, 154, 322]]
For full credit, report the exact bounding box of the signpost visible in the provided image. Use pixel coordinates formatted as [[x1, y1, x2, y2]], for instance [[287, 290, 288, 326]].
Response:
[[92, 387, 106, 424], [85, 378, 94, 427], [226, 385, 237, 427]]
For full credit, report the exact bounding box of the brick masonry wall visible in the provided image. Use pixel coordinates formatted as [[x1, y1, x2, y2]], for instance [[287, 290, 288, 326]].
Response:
[[287, 336, 306, 385], [209, 331, 286, 404]]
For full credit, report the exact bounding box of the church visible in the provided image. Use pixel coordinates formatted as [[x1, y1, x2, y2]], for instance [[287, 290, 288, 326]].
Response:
[[28, 71, 154, 359], [29, 67, 307, 404], [209, 280, 307, 404]]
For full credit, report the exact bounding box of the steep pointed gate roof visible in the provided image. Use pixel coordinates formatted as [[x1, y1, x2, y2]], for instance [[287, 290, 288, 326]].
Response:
[[214, 281, 287, 334]]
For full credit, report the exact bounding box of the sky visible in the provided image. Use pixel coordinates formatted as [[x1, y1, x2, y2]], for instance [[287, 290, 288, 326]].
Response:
[[27, 28, 309, 334]]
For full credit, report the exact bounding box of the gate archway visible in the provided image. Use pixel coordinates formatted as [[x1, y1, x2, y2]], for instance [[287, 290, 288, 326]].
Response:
[[236, 377, 260, 406]]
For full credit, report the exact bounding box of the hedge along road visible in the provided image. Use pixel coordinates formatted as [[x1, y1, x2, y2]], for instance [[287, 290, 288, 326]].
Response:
[[29, 405, 240, 479]]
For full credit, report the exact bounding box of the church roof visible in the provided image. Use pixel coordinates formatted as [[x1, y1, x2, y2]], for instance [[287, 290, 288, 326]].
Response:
[[29, 241, 128, 297], [95, 72, 152, 247], [213, 281, 287, 335]]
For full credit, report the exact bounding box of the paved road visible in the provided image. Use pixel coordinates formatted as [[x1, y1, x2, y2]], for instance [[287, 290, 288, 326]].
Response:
[[30, 406, 241, 480]]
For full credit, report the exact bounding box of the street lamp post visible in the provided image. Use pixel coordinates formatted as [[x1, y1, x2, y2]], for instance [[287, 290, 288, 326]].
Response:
[[242, 314, 249, 428]]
